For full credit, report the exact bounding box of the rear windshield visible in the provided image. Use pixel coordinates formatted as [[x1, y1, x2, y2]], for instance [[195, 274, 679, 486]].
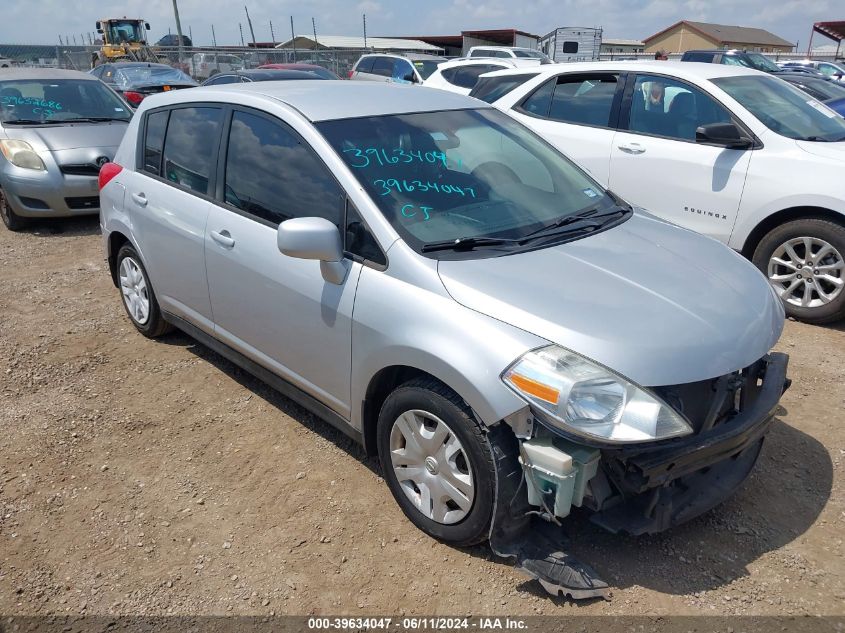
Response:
[[470, 73, 540, 103], [0, 79, 131, 123], [412, 60, 443, 80], [114, 66, 197, 89]]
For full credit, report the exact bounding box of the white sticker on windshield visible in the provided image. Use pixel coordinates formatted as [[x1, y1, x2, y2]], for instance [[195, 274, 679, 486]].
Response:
[[806, 99, 837, 118], [114, 108, 125, 112], [582, 187, 599, 198]]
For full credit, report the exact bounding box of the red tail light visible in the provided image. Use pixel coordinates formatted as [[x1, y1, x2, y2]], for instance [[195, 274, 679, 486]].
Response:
[[347, 70, 354, 79], [123, 90, 145, 106], [99, 162, 123, 190]]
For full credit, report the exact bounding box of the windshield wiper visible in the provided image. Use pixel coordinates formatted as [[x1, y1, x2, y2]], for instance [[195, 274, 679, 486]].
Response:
[[62, 117, 129, 123], [421, 236, 522, 253], [2, 119, 65, 125], [521, 206, 628, 241]]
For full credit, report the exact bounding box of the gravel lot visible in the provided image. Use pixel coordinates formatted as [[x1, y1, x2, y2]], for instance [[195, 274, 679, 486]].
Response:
[[1, 216, 843, 616]]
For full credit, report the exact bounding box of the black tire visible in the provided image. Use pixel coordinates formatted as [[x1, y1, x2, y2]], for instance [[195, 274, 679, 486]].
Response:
[[752, 218, 845, 324], [115, 244, 173, 338], [376, 377, 495, 547], [0, 188, 29, 232]]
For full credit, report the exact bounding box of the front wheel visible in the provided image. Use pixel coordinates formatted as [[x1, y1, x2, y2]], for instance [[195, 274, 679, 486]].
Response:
[[753, 218, 845, 324], [0, 188, 28, 231], [377, 378, 495, 547]]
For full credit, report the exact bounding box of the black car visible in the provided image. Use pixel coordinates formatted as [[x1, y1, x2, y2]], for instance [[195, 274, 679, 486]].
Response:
[[778, 71, 845, 117], [90, 62, 197, 106], [199, 68, 331, 86], [155, 34, 193, 47], [680, 49, 787, 74]]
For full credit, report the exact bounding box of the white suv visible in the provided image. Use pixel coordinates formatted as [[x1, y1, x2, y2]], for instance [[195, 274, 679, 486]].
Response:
[[476, 61, 845, 323], [349, 53, 446, 84], [424, 58, 542, 95], [467, 46, 551, 63]]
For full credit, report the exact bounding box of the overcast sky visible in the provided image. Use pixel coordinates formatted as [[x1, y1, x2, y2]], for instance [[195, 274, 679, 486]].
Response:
[[0, 0, 839, 49]]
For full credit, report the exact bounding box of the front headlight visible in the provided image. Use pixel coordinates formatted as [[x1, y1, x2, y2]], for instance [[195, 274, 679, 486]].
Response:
[[0, 140, 46, 171], [503, 345, 693, 443]]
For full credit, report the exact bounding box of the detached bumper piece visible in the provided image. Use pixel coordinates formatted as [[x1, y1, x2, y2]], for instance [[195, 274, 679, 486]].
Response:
[[593, 352, 789, 535], [487, 424, 610, 601]]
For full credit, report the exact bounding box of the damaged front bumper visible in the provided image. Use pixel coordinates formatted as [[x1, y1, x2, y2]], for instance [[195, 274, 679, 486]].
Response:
[[488, 352, 789, 599]]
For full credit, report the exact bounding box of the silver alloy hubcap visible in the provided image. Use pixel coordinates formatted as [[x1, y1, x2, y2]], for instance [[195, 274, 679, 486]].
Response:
[[119, 257, 151, 325], [768, 236, 844, 308], [389, 409, 475, 525]]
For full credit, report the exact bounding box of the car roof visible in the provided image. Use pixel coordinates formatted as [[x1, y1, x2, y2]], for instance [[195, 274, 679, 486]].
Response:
[[237, 69, 325, 79], [360, 52, 445, 61], [107, 62, 176, 69], [152, 81, 488, 121], [482, 60, 767, 82], [0, 67, 99, 81]]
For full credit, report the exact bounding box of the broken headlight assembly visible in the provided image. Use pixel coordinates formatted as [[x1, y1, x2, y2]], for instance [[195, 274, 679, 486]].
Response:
[[502, 345, 693, 443]]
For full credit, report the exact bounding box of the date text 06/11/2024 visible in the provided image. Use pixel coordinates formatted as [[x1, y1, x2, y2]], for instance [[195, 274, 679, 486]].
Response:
[[306, 617, 529, 630]]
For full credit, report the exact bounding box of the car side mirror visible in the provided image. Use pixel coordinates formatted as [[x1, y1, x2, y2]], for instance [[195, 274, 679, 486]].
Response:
[[277, 217, 349, 284], [695, 122, 752, 149], [146, 23, 151, 30], [404, 72, 417, 83]]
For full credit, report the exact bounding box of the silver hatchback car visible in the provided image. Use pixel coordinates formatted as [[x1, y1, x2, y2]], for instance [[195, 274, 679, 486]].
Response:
[[0, 68, 131, 230], [100, 82, 789, 598]]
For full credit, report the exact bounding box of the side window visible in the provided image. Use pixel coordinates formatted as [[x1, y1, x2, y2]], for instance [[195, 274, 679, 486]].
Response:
[[547, 74, 619, 127], [818, 63, 837, 77], [627, 74, 733, 141], [445, 64, 501, 89], [142, 110, 169, 175], [392, 58, 415, 82], [519, 78, 556, 117], [206, 74, 240, 85], [161, 107, 223, 194], [371, 57, 394, 77], [684, 52, 714, 63], [562, 41, 579, 54], [224, 110, 344, 227], [356, 57, 375, 73], [345, 202, 386, 265], [90, 66, 104, 78]]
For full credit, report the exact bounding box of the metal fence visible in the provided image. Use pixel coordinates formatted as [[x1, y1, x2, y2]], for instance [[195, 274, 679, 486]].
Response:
[[0, 43, 386, 79]]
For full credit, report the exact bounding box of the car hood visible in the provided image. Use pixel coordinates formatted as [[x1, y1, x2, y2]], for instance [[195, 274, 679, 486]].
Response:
[[795, 138, 845, 161], [436, 212, 784, 387], [9, 122, 128, 151]]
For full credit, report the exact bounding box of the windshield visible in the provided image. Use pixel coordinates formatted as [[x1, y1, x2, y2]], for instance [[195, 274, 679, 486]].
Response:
[[0, 79, 131, 123], [113, 66, 197, 89], [412, 60, 443, 80], [107, 20, 144, 43], [317, 108, 624, 258], [713, 75, 845, 142], [789, 77, 845, 101], [513, 49, 550, 61]]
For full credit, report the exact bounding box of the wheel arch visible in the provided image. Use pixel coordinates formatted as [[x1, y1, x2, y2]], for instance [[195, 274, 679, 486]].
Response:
[[740, 206, 845, 259], [107, 230, 132, 287]]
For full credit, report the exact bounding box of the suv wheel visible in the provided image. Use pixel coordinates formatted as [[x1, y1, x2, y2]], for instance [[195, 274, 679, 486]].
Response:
[[116, 244, 172, 338], [753, 218, 845, 324], [377, 378, 495, 546], [0, 188, 29, 231]]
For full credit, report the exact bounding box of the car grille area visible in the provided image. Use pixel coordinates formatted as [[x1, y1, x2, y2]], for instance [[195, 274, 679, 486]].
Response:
[[60, 164, 101, 176], [65, 196, 100, 210]]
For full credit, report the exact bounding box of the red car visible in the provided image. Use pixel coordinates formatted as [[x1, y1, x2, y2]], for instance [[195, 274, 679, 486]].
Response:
[[257, 63, 340, 80]]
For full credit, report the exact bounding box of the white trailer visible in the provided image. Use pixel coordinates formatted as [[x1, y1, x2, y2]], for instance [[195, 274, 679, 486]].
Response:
[[540, 27, 603, 62]]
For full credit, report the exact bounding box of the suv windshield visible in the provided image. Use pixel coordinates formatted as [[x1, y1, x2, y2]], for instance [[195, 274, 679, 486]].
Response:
[[317, 108, 626, 258], [0, 79, 131, 123], [713, 75, 845, 142], [513, 50, 551, 62], [725, 52, 780, 73], [114, 66, 196, 89]]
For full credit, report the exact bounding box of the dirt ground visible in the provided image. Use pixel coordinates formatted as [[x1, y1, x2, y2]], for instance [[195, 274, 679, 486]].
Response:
[[0, 216, 843, 617]]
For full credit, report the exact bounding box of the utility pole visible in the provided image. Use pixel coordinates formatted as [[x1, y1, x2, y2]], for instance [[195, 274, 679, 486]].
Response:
[[212, 24, 218, 72], [363, 14, 367, 49], [239, 23, 245, 48], [244, 5, 257, 47], [189, 25, 193, 44], [171, 0, 185, 63], [270, 20, 276, 46], [290, 16, 296, 62], [312, 17, 318, 46]]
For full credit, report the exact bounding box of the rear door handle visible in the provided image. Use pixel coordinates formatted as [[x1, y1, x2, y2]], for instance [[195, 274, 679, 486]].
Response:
[[210, 229, 235, 248], [130, 192, 147, 207], [618, 143, 646, 155]]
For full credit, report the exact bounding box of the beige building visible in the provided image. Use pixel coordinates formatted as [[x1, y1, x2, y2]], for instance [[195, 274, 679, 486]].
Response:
[[643, 20, 794, 54]]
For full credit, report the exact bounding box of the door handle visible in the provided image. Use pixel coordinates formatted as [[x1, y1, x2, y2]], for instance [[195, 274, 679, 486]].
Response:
[[617, 143, 646, 155], [130, 192, 147, 207], [210, 229, 235, 248]]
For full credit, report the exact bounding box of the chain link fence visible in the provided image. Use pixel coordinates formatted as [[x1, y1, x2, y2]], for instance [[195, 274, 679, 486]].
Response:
[[0, 43, 386, 80]]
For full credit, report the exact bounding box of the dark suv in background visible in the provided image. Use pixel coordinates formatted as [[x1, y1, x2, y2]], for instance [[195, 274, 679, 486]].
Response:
[[680, 49, 785, 74]]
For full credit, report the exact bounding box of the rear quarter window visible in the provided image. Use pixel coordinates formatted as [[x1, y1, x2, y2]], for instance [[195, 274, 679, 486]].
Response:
[[355, 57, 375, 73], [470, 73, 540, 103]]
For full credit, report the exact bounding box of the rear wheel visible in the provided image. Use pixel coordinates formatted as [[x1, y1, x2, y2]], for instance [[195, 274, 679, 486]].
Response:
[[753, 218, 845, 324], [116, 244, 172, 338], [0, 188, 29, 231], [377, 378, 495, 546]]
